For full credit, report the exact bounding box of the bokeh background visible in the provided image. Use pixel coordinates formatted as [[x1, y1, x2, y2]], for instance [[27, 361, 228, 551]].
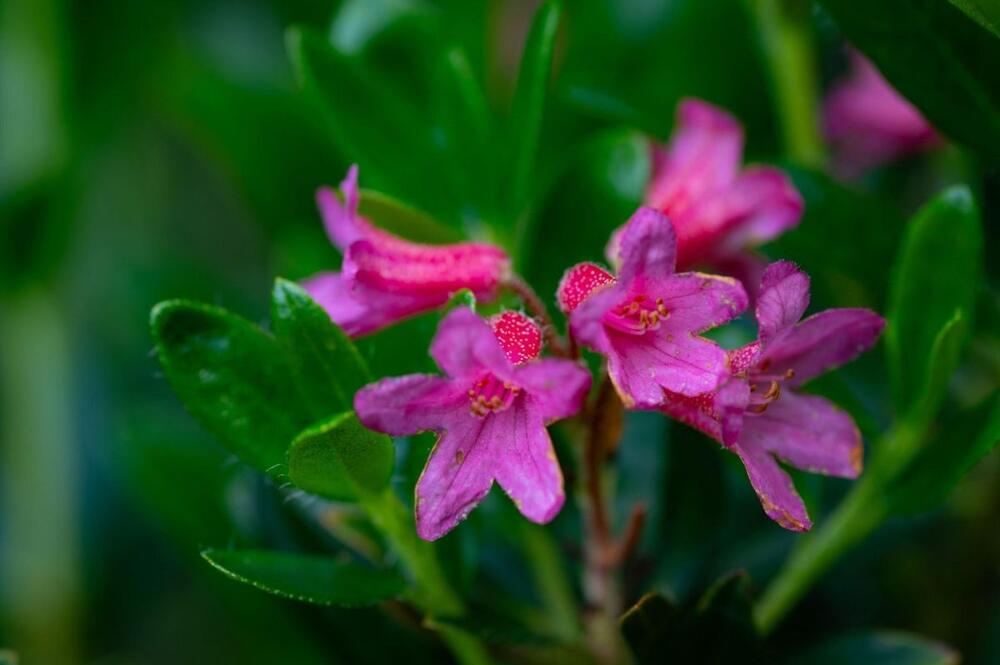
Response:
[[0, 0, 997, 663]]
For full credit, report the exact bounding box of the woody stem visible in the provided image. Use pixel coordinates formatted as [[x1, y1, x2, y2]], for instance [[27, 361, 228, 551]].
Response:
[[504, 275, 570, 357], [581, 376, 629, 662]]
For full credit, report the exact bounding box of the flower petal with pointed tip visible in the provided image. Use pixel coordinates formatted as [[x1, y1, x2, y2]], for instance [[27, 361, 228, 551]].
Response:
[[756, 261, 811, 345]]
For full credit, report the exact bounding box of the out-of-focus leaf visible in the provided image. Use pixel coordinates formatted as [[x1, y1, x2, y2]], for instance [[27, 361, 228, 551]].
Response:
[[358, 189, 461, 243], [889, 393, 1000, 514], [788, 630, 958, 665], [329, 0, 433, 55], [202, 549, 405, 606], [287, 412, 395, 502], [913, 311, 967, 420], [620, 572, 762, 665], [818, 0, 1000, 163], [356, 312, 440, 378], [768, 165, 906, 310], [150, 300, 310, 475], [271, 278, 369, 418], [504, 0, 561, 217], [287, 27, 448, 219], [886, 186, 982, 414], [526, 127, 649, 302], [948, 0, 1000, 37]]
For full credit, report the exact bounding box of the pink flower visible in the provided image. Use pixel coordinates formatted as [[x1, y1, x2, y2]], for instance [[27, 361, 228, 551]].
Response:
[[824, 51, 939, 178], [355, 308, 590, 540], [559, 207, 748, 408], [605, 99, 803, 293], [659, 261, 885, 531], [302, 166, 511, 337]]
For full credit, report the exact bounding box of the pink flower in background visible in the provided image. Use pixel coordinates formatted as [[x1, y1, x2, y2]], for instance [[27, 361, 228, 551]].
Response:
[[659, 261, 885, 531], [824, 51, 939, 178], [606, 99, 803, 295], [355, 308, 590, 540], [559, 207, 747, 408], [303, 166, 511, 337]]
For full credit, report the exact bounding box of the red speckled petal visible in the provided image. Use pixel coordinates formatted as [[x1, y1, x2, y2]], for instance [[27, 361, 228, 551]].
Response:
[[557, 262, 616, 314], [490, 311, 543, 365]]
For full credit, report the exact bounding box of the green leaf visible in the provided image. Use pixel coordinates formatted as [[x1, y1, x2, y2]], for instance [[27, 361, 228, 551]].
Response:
[[948, 0, 1000, 38], [887, 186, 982, 415], [202, 549, 406, 607], [329, 0, 433, 55], [789, 630, 958, 665], [271, 278, 370, 418], [913, 311, 967, 420], [818, 0, 1000, 163], [286, 27, 446, 218], [504, 0, 561, 216], [620, 572, 762, 665], [358, 189, 461, 244], [150, 301, 310, 476], [287, 412, 395, 501]]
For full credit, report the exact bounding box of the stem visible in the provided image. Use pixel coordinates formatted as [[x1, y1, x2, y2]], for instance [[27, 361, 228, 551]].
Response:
[[360, 487, 492, 665], [755, 422, 923, 633], [504, 275, 570, 357], [748, 0, 825, 167], [580, 377, 629, 663]]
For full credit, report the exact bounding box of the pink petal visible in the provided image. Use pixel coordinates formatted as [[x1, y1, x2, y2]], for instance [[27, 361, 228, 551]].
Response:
[[659, 378, 750, 446], [615, 207, 678, 287], [646, 98, 743, 216], [733, 439, 812, 532], [568, 280, 626, 355], [430, 307, 512, 380], [515, 358, 592, 422], [762, 308, 885, 387], [491, 403, 565, 524], [742, 391, 863, 478], [710, 251, 768, 305], [490, 311, 542, 365], [824, 52, 938, 177], [415, 413, 497, 541], [606, 328, 729, 406], [355, 374, 464, 437], [317, 165, 364, 250], [657, 272, 748, 335], [557, 262, 617, 314], [756, 261, 810, 345]]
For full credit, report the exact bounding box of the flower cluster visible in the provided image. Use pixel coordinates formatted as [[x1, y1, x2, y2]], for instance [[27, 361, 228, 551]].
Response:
[[304, 98, 884, 540]]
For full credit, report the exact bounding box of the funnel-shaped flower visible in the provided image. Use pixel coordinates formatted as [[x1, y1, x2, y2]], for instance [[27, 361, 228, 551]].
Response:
[[355, 308, 590, 540], [605, 99, 802, 292], [560, 207, 748, 408], [824, 51, 938, 178], [302, 166, 511, 337], [659, 262, 885, 530]]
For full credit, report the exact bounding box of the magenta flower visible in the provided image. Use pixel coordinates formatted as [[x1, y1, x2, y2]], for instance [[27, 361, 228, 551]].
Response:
[[559, 207, 748, 408], [302, 166, 511, 337], [605, 99, 802, 292], [824, 51, 939, 178], [355, 307, 590, 540], [659, 261, 885, 530]]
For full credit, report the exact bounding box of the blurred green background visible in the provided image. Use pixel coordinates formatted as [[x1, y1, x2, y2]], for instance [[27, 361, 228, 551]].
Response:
[[0, 0, 996, 663]]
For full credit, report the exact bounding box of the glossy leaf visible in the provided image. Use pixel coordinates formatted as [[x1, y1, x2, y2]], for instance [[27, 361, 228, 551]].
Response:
[[886, 186, 982, 415], [789, 630, 958, 665], [202, 549, 406, 607], [287, 412, 395, 501], [504, 0, 561, 216], [271, 278, 369, 418], [150, 301, 310, 475], [819, 0, 1000, 163]]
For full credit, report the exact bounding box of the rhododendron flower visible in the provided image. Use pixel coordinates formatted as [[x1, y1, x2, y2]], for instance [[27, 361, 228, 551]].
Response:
[[605, 99, 803, 293], [355, 307, 590, 540], [660, 261, 885, 530], [303, 166, 511, 337], [824, 51, 939, 178], [559, 207, 748, 408]]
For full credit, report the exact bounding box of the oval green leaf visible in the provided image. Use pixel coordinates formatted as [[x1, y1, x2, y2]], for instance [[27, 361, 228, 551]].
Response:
[[271, 278, 370, 419], [789, 631, 958, 665], [288, 412, 395, 501], [202, 548, 406, 607], [358, 189, 461, 244], [150, 300, 310, 476], [887, 186, 982, 415]]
